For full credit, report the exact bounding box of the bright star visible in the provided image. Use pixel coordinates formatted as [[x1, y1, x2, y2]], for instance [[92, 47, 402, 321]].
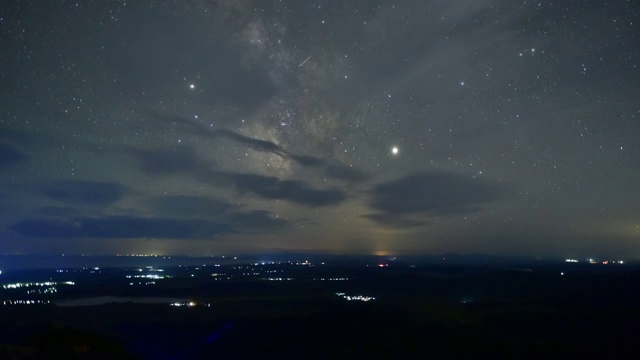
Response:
[[391, 147, 399, 155], [189, 84, 195, 89]]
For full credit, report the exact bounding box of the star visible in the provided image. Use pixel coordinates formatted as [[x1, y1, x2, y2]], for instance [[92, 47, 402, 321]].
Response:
[[189, 84, 195, 89], [391, 146, 399, 155]]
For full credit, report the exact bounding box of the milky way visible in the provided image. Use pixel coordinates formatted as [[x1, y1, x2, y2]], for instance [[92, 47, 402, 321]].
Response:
[[1, 1, 639, 257]]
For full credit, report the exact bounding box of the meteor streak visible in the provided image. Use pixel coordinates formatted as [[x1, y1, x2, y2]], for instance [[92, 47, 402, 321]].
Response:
[[298, 56, 311, 67]]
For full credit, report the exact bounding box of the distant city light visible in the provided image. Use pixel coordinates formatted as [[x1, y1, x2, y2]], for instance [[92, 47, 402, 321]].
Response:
[[170, 301, 197, 307], [3, 300, 51, 306], [3, 281, 74, 289], [586, 259, 624, 265], [336, 292, 375, 302], [314, 278, 348, 281], [565, 259, 578, 263], [265, 277, 293, 281], [125, 274, 164, 279]]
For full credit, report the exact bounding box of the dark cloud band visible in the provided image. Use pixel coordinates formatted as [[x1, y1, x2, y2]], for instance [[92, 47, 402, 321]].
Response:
[[366, 172, 511, 227]]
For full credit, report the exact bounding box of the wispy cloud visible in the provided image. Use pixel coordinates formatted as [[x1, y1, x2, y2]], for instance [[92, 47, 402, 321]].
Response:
[[365, 172, 512, 227]]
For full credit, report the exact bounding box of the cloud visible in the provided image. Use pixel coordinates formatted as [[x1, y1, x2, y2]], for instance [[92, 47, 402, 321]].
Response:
[[129, 146, 210, 175], [0, 144, 27, 170], [38, 206, 98, 218], [129, 144, 348, 207], [213, 129, 283, 154], [210, 172, 347, 207], [149, 113, 370, 183], [223, 210, 288, 233], [42, 180, 127, 207], [366, 172, 511, 227], [288, 154, 325, 168], [11, 216, 232, 239], [324, 163, 370, 183], [145, 195, 288, 233], [0, 128, 35, 145], [12, 195, 289, 239], [211, 129, 371, 183], [364, 214, 426, 228], [145, 195, 234, 218]]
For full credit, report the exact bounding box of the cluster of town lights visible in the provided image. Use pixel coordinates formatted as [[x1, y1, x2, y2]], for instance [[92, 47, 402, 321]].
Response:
[[3, 300, 51, 305], [170, 301, 197, 307], [336, 292, 375, 302], [3, 281, 74, 289], [565, 259, 624, 264]]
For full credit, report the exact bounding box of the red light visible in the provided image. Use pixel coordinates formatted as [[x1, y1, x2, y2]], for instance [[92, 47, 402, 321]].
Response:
[[378, 264, 385, 268]]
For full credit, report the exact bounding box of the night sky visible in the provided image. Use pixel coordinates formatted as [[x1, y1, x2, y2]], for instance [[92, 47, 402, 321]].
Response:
[[1, 1, 639, 257]]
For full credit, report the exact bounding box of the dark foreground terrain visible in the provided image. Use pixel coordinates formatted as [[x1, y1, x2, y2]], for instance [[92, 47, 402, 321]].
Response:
[[1, 255, 639, 359]]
